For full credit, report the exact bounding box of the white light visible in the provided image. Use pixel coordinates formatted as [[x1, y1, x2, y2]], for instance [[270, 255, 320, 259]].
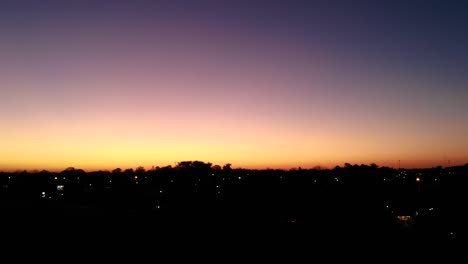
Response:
[[54, 177, 58, 180], [41, 192, 46, 198], [335, 178, 339, 182], [160, 190, 163, 194], [238, 177, 241, 180], [57, 185, 64, 191], [171, 180, 174, 183], [134, 176, 138, 180], [156, 205, 161, 209], [386, 205, 389, 209], [429, 208, 434, 211], [216, 185, 219, 188]]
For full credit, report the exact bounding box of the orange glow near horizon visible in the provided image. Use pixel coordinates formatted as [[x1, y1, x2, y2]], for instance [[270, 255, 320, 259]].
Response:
[[1, 7, 467, 172]]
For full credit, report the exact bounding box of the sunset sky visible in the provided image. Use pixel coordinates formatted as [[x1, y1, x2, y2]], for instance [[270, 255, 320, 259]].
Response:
[[1, 1, 467, 171]]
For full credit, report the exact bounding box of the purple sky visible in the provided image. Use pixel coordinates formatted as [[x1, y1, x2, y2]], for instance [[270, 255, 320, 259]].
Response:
[[1, 1, 467, 170]]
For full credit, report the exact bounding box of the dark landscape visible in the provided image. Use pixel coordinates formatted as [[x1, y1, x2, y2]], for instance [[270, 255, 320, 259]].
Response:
[[2, 162, 466, 244]]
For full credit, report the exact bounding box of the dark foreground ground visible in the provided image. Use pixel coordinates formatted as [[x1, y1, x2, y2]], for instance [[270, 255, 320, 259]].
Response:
[[1, 163, 467, 249]]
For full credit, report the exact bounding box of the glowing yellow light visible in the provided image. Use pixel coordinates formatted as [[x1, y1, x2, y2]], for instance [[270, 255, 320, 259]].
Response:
[[416, 177, 421, 182]]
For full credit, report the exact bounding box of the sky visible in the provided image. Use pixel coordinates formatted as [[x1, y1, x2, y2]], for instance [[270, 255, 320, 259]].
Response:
[[1, 0, 467, 171]]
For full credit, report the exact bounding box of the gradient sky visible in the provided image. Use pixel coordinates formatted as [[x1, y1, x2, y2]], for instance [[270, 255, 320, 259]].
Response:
[[1, 0, 467, 171]]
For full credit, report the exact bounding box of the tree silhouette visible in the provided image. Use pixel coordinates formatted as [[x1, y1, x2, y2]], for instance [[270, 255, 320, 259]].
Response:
[[222, 163, 232, 171]]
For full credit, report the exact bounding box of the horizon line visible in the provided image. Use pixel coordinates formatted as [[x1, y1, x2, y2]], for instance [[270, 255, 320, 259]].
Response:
[[1, 162, 467, 173]]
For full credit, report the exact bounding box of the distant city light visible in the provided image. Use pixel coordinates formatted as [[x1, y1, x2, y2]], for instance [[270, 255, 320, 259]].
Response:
[[54, 177, 58, 180], [238, 177, 242, 180], [216, 185, 219, 188], [56, 185, 64, 191], [41, 192, 46, 198], [429, 208, 434, 211], [416, 177, 421, 182], [160, 190, 163, 194]]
